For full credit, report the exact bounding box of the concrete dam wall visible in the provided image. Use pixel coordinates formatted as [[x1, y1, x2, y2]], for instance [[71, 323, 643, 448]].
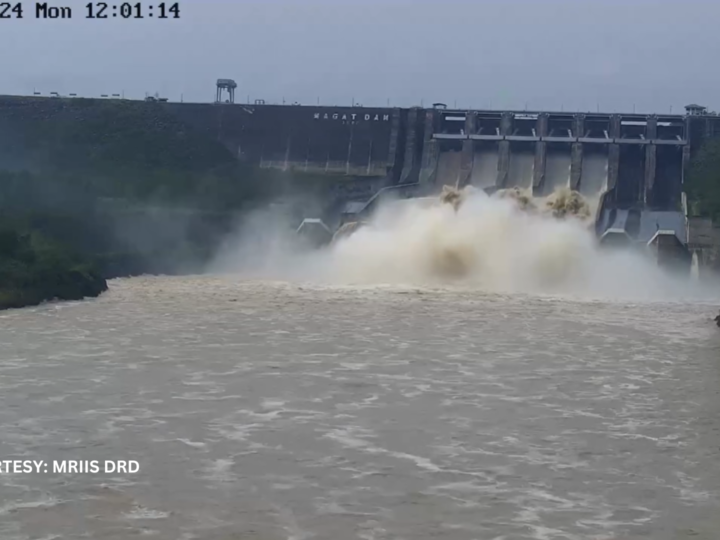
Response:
[[155, 102, 404, 179], [422, 109, 717, 245], [428, 110, 696, 210], [198, 102, 712, 222], [1, 95, 718, 226]]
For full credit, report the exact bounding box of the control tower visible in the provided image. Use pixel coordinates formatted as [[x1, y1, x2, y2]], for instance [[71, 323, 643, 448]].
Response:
[[215, 79, 237, 104]]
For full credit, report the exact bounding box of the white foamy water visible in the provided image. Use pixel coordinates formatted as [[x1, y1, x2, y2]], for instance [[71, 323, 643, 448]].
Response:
[[214, 188, 718, 304], [328, 191, 599, 292], [1, 276, 720, 540]]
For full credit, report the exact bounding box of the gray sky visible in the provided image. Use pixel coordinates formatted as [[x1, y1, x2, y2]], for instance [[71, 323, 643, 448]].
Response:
[[2, 0, 718, 113]]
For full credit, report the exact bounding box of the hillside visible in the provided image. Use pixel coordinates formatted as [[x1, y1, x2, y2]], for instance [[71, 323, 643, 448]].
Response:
[[0, 96, 335, 308]]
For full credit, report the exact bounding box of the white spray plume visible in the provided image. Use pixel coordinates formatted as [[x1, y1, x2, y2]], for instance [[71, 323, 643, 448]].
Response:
[[206, 188, 719, 303]]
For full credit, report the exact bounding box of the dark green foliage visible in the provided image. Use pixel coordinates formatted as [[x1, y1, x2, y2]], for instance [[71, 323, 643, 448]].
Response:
[[0, 222, 107, 310], [3, 98, 249, 205], [3, 98, 232, 172], [0, 96, 339, 309], [685, 138, 720, 219], [0, 96, 338, 207]]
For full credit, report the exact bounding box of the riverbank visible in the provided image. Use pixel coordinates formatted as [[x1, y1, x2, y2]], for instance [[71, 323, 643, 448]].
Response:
[[0, 225, 108, 311]]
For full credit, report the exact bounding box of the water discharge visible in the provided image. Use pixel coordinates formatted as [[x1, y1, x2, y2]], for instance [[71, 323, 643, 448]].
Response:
[[470, 149, 498, 189], [325, 186, 615, 294], [435, 150, 462, 187], [210, 186, 718, 303], [579, 151, 608, 197], [507, 151, 534, 190], [543, 150, 571, 194]]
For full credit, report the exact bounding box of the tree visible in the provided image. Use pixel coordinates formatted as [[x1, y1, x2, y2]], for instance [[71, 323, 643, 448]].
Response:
[[685, 138, 720, 219]]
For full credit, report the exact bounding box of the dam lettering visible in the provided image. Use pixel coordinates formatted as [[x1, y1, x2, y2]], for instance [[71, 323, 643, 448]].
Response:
[[314, 112, 390, 122]]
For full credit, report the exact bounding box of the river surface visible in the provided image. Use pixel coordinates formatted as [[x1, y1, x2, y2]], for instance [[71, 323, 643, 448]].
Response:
[[1, 275, 720, 540]]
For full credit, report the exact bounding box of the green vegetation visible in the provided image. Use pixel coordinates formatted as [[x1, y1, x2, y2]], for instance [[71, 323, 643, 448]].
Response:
[[4, 99, 262, 207], [1, 97, 336, 206], [685, 138, 720, 219], [0, 96, 335, 309], [0, 220, 107, 310]]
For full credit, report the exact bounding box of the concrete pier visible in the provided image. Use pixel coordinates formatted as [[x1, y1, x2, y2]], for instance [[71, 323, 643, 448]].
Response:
[[419, 110, 438, 189], [570, 115, 584, 190], [533, 141, 546, 193], [570, 143, 583, 191], [399, 108, 419, 184], [644, 116, 658, 206], [459, 113, 476, 187], [532, 113, 548, 193], [497, 113, 513, 188]]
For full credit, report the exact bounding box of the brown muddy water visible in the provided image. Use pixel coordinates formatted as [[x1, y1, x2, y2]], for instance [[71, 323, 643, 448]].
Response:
[[1, 275, 720, 539]]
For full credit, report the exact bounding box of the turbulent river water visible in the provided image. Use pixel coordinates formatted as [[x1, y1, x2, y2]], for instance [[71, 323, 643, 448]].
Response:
[[2, 276, 720, 540], [3, 191, 720, 539]]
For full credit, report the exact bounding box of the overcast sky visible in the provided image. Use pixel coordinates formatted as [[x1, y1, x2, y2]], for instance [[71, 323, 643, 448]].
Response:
[[2, 0, 718, 113]]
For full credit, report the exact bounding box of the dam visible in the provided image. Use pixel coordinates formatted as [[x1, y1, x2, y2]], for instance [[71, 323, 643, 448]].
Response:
[[196, 100, 716, 245], [1, 93, 719, 247]]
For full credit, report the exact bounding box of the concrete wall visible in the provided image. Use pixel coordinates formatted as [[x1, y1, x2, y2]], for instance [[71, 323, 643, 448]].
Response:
[[0, 95, 405, 180], [168, 103, 403, 179], [4, 94, 720, 222], [427, 109, 705, 212]]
